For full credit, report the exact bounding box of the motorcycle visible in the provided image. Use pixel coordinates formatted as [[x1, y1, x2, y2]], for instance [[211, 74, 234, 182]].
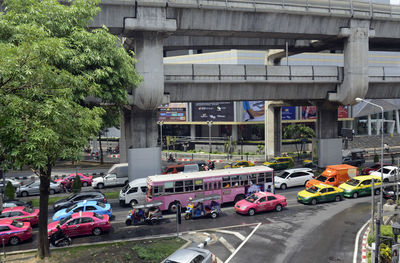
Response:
[[49, 234, 72, 247], [167, 154, 175, 163], [125, 201, 163, 226]]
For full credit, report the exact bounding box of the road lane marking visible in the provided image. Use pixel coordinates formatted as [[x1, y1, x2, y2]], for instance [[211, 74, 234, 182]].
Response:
[[214, 230, 245, 241], [353, 219, 370, 263], [219, 237, 235, 253], [224, 222, 261, 263]]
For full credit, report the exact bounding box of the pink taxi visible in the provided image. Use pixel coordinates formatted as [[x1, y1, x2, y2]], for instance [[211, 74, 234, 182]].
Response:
[[235, 192, 287, 216]]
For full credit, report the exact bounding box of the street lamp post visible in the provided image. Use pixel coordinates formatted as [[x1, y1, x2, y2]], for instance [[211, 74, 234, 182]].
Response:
[[157, 121, 164, 151], [356, 98, 384, 263], [207, 121, 213, 160]]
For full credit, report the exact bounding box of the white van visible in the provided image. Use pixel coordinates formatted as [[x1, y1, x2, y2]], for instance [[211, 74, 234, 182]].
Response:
[[119, 178, 148, 207], [93, 163, 129, 189]]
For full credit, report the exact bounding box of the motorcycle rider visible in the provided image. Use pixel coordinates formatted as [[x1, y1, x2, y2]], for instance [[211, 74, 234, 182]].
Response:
[[50, 224, 67, 246]]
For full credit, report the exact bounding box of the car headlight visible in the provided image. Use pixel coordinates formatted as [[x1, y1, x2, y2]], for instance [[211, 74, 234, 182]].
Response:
[[240, 206, 247, 209], [344, 189, 352, 193]]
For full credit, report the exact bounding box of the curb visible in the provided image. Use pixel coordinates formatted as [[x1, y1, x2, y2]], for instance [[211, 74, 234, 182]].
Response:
[[361, 226, 370, 263]]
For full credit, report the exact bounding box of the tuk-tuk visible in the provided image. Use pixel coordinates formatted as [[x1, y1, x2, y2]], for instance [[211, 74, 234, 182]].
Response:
[[125, 201, 163, 226], [185, 194, 222, 220]]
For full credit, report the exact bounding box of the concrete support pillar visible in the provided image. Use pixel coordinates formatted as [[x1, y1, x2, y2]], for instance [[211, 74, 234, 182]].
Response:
[[329, 20, 373, 105], [316, 105, 338, 139], [368, 115, 372, 136], [232, 125, 238, 141], [190, 125, 196, 140], [264, 102, 281, 160]]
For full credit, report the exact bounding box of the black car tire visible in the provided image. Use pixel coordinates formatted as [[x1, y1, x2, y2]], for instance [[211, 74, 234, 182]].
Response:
[[375, 189, 380, 195], [21, 191, 28, 197], [275, 204, 282, 212], [248, 209, 255, 216], [168, 202, 180, 214], [353, 192, 358, 198], [280, 184, 287, 190], [97, 183, 104, 189], [92, 227, 102, 236], [335, 195, 341, 202], [82, 182, 88, 187], [311, 198, 317, 205], [125, 219, 132, 226], [129, 200, 138, 207], [9, 237, 19, 246], [49, 189, 55, 195]]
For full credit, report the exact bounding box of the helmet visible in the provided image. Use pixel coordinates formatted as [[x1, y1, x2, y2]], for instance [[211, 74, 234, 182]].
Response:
[[189, 197, 193, 201], [56, 224, 61, 229]]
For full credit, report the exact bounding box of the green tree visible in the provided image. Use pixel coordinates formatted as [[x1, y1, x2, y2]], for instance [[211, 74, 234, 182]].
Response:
[[283, 124, 315, 160], [0, 0, 140, 258], [4, 181, 15, 200], [72, 175, 82, 193]]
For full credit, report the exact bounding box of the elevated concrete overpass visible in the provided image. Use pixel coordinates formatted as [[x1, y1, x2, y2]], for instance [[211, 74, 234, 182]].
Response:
[[164, 64, 400, 102]]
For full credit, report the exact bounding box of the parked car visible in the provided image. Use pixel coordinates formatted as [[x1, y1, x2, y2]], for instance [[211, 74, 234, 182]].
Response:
[[370, 166, 399, 182], [119, 178, 148, 207], [263, 157, 294, 170], [16, 180, 61, 197], [56, 173, 93, 187], [339, 174, 381, 198], [361, 163, 391, 175], [342, 148, 366, 167], [2, 199, 32, 209], [48, 212, 110, 238], [52, 200, 112, 222], [53, 191, 107, 212], [274, 168, 314, 190], [0, 206, 39, 226], [164, 247, 217, 263], [297, 184, 344, 205], [0, 179, 22, 190], [383, 182, 400, 200], [0, 219, 32, 245], [92, 163, 128, 189], [235, 192, 287, 216], [224, 160, 254, 169]]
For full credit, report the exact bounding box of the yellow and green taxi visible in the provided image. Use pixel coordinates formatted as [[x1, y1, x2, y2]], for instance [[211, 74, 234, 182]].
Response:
[[339, 175, 381, 198], [297, 184, 344, 205], [264, 156, 294, 170], [224, 160, 255, 169]]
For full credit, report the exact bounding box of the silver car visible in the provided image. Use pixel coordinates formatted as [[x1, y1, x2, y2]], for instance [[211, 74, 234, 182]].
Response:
[[164, 247, 215, 263], [16, 180, 61, 197]]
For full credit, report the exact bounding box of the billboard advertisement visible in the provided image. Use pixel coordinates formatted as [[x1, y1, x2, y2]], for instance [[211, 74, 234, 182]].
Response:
[[301, 106, 317, 120], [158, 103, 187, 122], [242, 101, 265, 122], [192, 102, 234, 121], [338, 106, 348, 119], [281, 106, 296, 120]]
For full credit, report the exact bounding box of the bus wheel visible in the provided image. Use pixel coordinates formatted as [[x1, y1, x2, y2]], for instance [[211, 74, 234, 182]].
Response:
[[234, 194, 245, 204], [168, 202, 180, 214]]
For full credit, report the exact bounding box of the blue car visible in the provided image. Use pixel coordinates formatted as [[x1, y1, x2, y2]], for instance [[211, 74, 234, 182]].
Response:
[[52, 200, 112, 222]]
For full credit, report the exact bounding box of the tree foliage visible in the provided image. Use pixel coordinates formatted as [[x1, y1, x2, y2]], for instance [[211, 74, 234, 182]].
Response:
[[283, 124, 315, 160], [0, 0, 141, 258]]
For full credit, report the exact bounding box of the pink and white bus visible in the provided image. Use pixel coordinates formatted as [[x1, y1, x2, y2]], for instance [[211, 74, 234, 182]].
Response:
[[147, 166, 274, 213]]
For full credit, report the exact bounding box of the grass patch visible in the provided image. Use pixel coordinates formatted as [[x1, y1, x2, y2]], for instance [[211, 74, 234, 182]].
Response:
[[47, 237, 184, 263], [29, 191, 120, 207], [105, 191, 120, 200]]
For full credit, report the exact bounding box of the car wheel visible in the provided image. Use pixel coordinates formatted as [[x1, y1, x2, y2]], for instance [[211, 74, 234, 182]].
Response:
[[125, 219, 132, 226], [335, 195, 341, 202], [21, 191, 28, 197], [311, 198, 317, 205], [211, 212, 218, 219], [248, 209, 255, 216], [97, 183, 104, 189], [280, 184, 287, 190], [129, 200, 138, 208], [92, 227, 102, 236], [9, 237, 19, 246], [304, 180, 309, 186], [384, 179, 389, 183], [375, 189, 380, 195], [353, 192, 358, 198], [49, 189, 55, 195], [275, 204, 282, 212], [82, 182, 88, 187]]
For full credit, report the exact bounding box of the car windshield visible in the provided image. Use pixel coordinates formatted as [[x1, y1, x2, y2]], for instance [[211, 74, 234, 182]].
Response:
[[66, 204, 78, 213], [245, 194, 259, 203], [66, 194, 78, 201], [23, 207, 34, 213], [269, 158, 277, 163], [306, 186, 319, 193], [96, 202, 105, 208], [164, 260, 179, 263], [378, 168, 391, 174], [11, 220, 24, 228], [316, 175, 327, 182], [346, 179, 360, 186], [59, 215, 72, 225], [278, 172, 290, 179], [121, 184, 129, 193], [93, 212, 103, 220]]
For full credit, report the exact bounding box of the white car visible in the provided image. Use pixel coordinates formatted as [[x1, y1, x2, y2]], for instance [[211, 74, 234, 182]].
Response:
[[274, 168, 314, 190], [370, 166, 399, 182]]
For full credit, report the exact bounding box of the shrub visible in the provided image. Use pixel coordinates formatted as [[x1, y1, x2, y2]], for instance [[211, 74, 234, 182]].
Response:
[[72, 175, 82, 193], [368, 225, 394, 246], [374, 154, 379, 163], [4, 181, 15, 200]]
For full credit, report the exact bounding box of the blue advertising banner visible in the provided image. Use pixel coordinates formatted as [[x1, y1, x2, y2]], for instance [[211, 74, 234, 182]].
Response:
[[281, 106, 296, 120]]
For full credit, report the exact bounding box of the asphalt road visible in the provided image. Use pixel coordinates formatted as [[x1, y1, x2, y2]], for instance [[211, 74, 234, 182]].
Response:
[[5, 185, 372, 263]]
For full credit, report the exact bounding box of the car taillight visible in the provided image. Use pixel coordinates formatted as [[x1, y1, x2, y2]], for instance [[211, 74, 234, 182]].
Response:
[[107, 209, 111, 212], [103, 198, 107, 203]]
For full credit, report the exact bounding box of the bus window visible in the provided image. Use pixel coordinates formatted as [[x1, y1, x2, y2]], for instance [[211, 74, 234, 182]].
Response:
[[222, 176, 230, 188], [152, 186, 163, 197], [184, 180, 193, 192], [240, 174, 249, 186], [165, 182, 174, 193], [194, 179, 203, 191], [205, 183, 208, 191], [175, 181, 184, 192], [231, 176, 239, 187], [250, 174, 257, 185], [218, 182, 221, 189], [209, 183, 213, 190], [266, 172, 273, 183], [258, 173, 265, 184]]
